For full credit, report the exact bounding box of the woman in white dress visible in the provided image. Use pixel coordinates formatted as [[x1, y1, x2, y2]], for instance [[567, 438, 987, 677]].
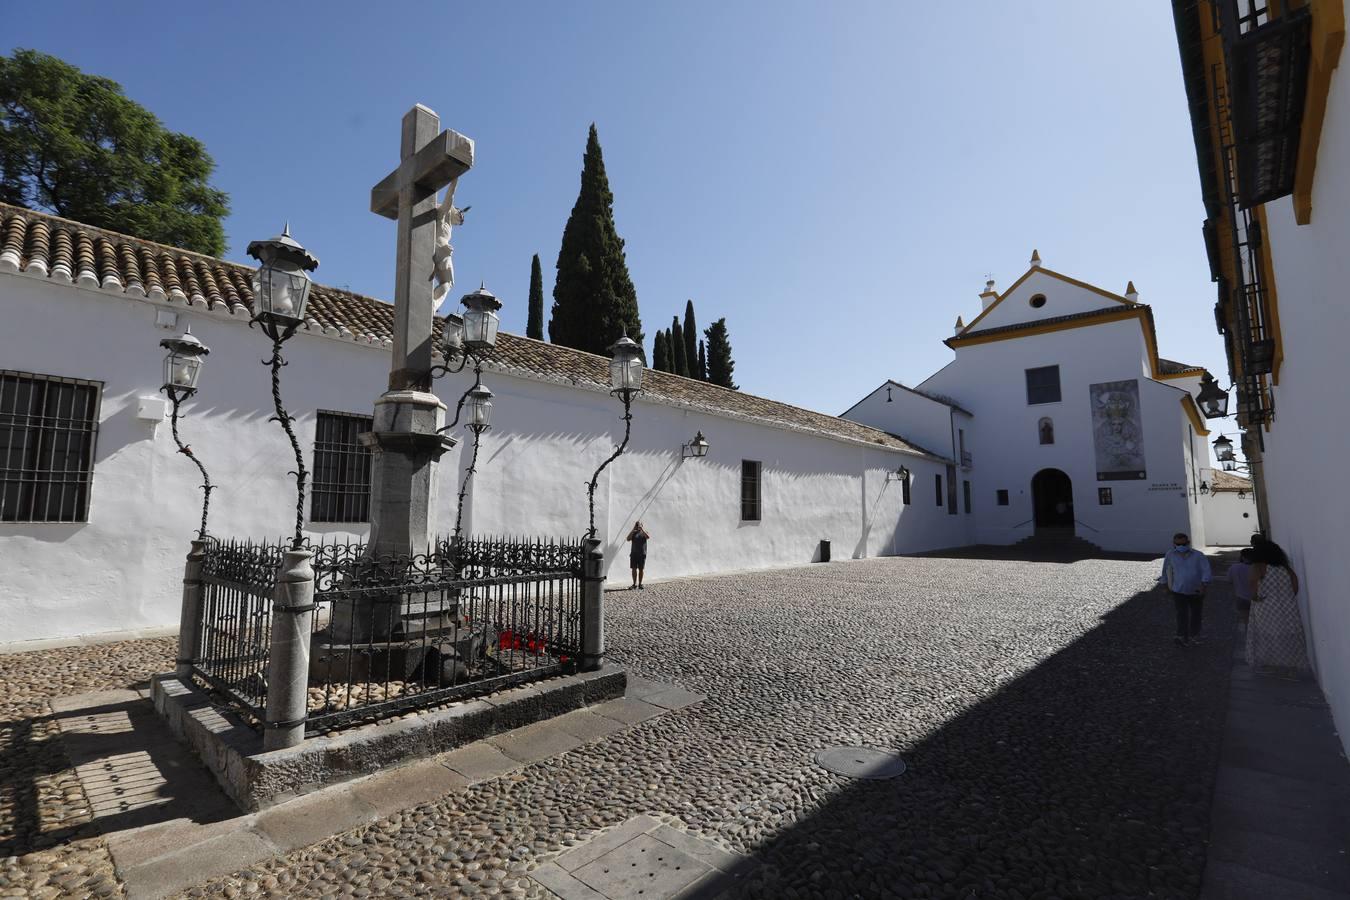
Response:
[[1246, 541, 1311, 677]]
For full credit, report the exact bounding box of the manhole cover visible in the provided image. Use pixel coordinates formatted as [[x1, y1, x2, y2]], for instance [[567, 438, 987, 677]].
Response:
[[814, 746, 907, 779]]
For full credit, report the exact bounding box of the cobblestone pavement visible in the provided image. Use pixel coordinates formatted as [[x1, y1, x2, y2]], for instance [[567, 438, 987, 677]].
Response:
[[6, 554, 1236, 899], [0, 636, 174, 898]]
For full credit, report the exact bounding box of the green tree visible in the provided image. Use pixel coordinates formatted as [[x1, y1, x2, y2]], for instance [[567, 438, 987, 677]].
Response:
[[682, 300, 699, 379], [548, 124, 642, 354], [670, 315, 689, 377], [652, 329, 669, 372], [705, 318, 737, 389], [697, 339, 708, 381], [0, 49, 229, 256], [525, 253, 545, 340]]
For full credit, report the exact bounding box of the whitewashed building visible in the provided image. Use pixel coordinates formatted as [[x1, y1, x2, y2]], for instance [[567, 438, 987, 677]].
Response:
[[0, 203, 971, 647], [843, 258, 1219, 555], [1172, 0, 1350, 752]]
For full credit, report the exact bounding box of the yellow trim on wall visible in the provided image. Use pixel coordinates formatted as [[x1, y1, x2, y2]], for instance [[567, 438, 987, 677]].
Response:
[[1293, 0, 1346, 225], [957, 266, 1139, 335], [1254, 205, 1285, 384], [1181, 395, 1211, 437]]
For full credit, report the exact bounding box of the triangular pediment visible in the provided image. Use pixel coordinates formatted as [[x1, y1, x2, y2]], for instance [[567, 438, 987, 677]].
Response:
[[958, 267, 1137, 336]]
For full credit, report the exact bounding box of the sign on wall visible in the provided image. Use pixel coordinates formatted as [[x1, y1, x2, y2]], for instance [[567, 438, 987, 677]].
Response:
[[1090, 379, 1146, 481]]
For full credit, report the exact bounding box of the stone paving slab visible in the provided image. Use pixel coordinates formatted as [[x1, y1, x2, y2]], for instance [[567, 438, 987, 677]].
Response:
[[591, 696, 665, 726], [50, 671, 691, 898], [643, 686, 708, 711]]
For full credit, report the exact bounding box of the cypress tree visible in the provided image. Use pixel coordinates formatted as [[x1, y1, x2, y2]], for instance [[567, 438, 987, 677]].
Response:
[[653, 330, 669, 372], [665, 329, 676, 372], [670, 315, 689, 377], [682, 300, 699, 378], [526, 254, 545, 340], [705, 318, 737, 389], [698, 339, 708, 381], [549, 124, 643, 354]]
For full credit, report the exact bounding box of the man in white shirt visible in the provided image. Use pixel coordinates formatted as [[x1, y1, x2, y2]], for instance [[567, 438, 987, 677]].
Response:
[[1159, 532, 1212, 647]]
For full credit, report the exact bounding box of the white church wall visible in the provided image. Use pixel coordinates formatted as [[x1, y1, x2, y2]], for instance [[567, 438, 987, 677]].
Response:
[[1, 271, 963, 645], [1256, 40, 1350, 754], [918, 318, 1193, 554], [839, 382, 958, 458]]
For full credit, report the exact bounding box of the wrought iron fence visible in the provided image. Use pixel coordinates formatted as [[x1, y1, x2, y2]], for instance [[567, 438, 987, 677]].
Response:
[[191, 535, 586, 734]]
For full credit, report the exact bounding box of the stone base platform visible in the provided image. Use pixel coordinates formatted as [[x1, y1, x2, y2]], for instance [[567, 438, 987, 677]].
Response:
[[150, 665, 626, 811]]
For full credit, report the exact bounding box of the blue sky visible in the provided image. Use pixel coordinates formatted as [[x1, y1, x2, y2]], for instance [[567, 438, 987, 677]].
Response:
[[9, 2, 1229, 433]]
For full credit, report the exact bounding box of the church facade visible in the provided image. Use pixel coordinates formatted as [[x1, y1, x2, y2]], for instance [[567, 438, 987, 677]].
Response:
[[843, 258, 1218, 555]]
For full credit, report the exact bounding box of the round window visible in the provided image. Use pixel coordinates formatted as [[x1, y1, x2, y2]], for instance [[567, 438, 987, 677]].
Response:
[[1029, 294, 1047, 309]]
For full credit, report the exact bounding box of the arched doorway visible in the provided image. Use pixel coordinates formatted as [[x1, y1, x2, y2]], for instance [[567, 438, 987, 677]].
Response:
[[1031, 468, 1074, 532]]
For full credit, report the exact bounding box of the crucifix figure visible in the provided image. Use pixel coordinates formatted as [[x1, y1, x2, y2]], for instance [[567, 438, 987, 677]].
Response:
[[370, 104, 474, 392]]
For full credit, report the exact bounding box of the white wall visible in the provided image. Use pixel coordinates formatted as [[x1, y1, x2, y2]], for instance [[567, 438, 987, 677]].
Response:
[[917, 318, 1196, 553], [1256, 8, 1350, 756], [1201, 490, 1259, 547], [840, 382, 958, 458], [959, 269, 1131, 333], [0, 271, 965, 644]]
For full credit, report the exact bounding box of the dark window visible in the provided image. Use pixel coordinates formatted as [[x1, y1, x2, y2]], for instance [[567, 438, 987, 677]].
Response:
[[996, 489, 1010, 506], [946, 464, 958, 514], [0, 371, 101, 523], [1025, 365, 1062, 405], [741, 460, 761, 521], [902, 470, 911, 505], [1038, 417, 1055, 445], [963, 480, 972, 514], [935, 473, 943, 506], [1029, 294, 1047, 309], [311, 411, 373, 523], [1098, 487, 1113, 506]]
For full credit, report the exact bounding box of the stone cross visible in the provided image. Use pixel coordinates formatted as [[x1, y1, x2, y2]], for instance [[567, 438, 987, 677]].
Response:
[[370, 104, 474, 391]]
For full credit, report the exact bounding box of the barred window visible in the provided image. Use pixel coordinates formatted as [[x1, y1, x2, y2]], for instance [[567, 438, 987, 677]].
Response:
[[902, 470, 911, 505], [311, 411, 373, 523], [963, 480, 972, 514], [1025, 365, 1062, 405], [0, 371, 102, 523], [741, 460, 761, 522]]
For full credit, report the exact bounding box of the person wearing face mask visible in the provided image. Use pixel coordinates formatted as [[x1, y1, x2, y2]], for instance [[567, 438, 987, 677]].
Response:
[[1159, 532, 1212, 647]]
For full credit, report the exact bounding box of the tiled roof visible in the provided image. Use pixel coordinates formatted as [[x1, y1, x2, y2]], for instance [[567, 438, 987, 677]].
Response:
[[1158, 357, 1205, 376], [0, 202, 936, 459], [1209, 470, 1252, 493]]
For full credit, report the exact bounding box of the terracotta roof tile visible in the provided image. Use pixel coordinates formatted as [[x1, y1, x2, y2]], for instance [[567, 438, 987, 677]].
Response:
[[1209, 470, 1252, 493], [0, 202, 937, 459]]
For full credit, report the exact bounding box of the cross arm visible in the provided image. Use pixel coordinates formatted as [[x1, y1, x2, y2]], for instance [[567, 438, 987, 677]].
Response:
[[370, 129, 476, 219]]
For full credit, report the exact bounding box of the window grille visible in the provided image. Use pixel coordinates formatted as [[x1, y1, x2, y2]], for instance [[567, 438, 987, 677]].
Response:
[[997, 489, 1009, 506], [902, 471, 911, 506], [946, 465, 958, 515], [311, 411, 373, 523], [963, 480, 972, 514], [0, 371, 101, 523], [934, 473, 943, 507], [1098, 488, 1114, 506], [1025, 366, 1062, 405], [741, 460, 761, 522]]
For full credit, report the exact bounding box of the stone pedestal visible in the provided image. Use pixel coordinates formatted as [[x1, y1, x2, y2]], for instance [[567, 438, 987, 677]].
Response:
[[175, 539, 207, 679], [264, 549, 316, 751], [581, 539, 606, 671]]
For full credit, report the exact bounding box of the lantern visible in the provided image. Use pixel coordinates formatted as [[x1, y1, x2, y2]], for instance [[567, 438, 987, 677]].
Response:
[[246, 225, 320, 325], [1213, 433, 1235, 463], [1196, 372, 1230, 419], [160, 327, 210, 394], [683, 431, 709, 459], [608, 334, 644, 399], [466, 380, 493, 434], [461, 284, 502, 354], [442, 312, 465, 360]]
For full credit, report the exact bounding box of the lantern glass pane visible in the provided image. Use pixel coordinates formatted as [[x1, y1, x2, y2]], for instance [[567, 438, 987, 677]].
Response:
[[464, 309, 500, 349], [469, 394, 492, 428], [443, 316, 465, 354], [164, 352, 202, 390], [258, 260, 312, 320]]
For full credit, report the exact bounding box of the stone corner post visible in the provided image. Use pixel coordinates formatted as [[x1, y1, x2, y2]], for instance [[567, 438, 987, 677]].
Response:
[[175, 539, 208, 679], [264, 548, 316, 751], [580, 538, 606, 672]]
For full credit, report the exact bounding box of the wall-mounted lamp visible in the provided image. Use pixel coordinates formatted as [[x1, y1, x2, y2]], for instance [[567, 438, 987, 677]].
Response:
[[681, 431, 709, 459], [1199, 480, 1210, 495], [886, 465, 911, 483], [886, 386, 893, 403]]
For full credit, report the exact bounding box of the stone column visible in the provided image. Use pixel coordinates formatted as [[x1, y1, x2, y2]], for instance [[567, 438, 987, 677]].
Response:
[[175, 539, 207, 679], [580, 538, 605, 672], [264, 548, 315, 751]]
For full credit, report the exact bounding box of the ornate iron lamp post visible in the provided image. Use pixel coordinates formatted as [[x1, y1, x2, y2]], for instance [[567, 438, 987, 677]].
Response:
[[247, 225, 320, 550], [1196, 372, 1231, 419], [1213, 433, 1236, 464], [586, 333, 645, 538], [160, 327, 213, 539], [433, 284, 503, 434], [452, 377, 494, 539], [886, 464, 911, 483]]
